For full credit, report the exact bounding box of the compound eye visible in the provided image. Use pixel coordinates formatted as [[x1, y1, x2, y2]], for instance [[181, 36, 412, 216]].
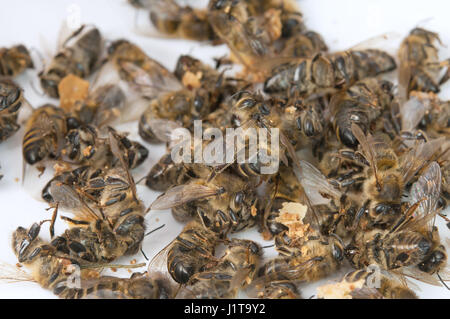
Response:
[[332, 244, 344, 261], [194, 95, 205, 112], [375, 204, 389, 215]]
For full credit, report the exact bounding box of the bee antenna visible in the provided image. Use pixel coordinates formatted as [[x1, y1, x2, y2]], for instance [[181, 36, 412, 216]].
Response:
[[144, 224, 166, 237], [261, 244, 274, 249], [29, 80, 45, 97], [140, 248, 149, 261]]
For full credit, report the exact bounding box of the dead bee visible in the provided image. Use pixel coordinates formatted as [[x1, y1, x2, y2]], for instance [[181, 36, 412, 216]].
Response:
[[247, 280, 301, 299], [65, 80, 128, 129], [280, 31, 328, 58], [106, 39, 182, 99], [11, 224, 173, 299], [139, 55, 240, 144], [138, 88, 212, 143], [264, 49, 396, 96], [256, 233, 345, 284], [305, 125, 444, 230], [262, 164, 307, 237], [207, 0, 279, 71], [42, 131, 147, 261], [331, 78, 394, 148], [22, 104, 67, 165], [145, 153, 210, 193], [150, 170, 259, 235], [40, 25, 102, 98], [145, 0, 216, 42], [399, 91, 450, 140], [148, 220, 221, 284], [0, 77, 26, 142], [317, 268, 417, 299], [0, 44, 33, 77], [64, 125, 148, 169], [176, 239, 262, 299], [345, 162, 449, 286], [398, 28, 450, 95]]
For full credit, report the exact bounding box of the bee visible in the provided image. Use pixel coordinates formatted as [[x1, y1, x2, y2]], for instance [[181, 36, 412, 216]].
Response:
[[228, 91, 324, 181], [64, 125, 148, 169], [63, 79, 127, 129], [139, 55, 240, 144], [331, 78, 394, 148], [22, 104, 67, 165], [42, 131, 147, 262], [398, 28, 450, 95], [138, 88, 212, 144], [145, 0, 216, 42], [40, 25, 102, 98], [247, 280, 301, 299], [0, 44, 33, 77], [264, 49, 396, 96], [0, 77, 26, 142], [176, 239, 262, 299], [262, 164, 307, 237], [148, 221, 221, 285], [11, 224, 173, 299], [345, 162, 448, 285], [399, 91, 450, 140], [145, 153, 209, 193], [256, 233, 345, 284], [207, 0, 279, 71], [306, 125, 444, 230], [150, 170, 259, 235], [105, 39, 182, 99], [280, 31, 328, 58], [317, 268, 417, 299]]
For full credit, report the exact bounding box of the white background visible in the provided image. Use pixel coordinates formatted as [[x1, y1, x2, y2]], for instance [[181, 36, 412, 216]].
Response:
[[0, 0, 448, 298]]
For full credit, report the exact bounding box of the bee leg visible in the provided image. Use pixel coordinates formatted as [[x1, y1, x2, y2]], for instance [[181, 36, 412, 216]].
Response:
[[399, 130, 428, 142]]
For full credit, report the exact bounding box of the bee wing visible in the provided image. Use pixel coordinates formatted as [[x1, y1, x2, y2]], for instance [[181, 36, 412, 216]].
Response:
[[248, 257, 319, 294], [400, 137, 445, 185], [349, 32, 400, 51], [119, 61, 183, 98], [150, 183, 219, 210], [0, 261, 35, 283], [108, 128, 138, 201], [397, 267, 443, 287], [406, 161, 441, 232], [294, 160, 342, 205], [146, 118, 186, 144], [147, 241, 181, 291], [350, 287, 384, 299], [401, 96, 428, 132], [49, 182, 102, 222], [351, 123, 378, 171], [146, 0, 181, 20]]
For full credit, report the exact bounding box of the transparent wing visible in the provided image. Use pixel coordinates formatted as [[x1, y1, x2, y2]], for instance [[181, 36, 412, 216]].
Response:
[[350, 287, 384, 299], [150, 183, 219, 210], [401, 96, 428, 132], [119, 61, 183, 98], [49, 182, 102, 222], [108, 128, 138, 201], [146, 118, 186, 143], [0, 261, 35, 283], [400, 137, 445, 185], [407, 161, 441, 232], [295, 160, 342, 205]]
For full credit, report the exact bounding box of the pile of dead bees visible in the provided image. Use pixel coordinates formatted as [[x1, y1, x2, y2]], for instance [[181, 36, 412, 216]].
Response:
[[0, 0, 448, 299]]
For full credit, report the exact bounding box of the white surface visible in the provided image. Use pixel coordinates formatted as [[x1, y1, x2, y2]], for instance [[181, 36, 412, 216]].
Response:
[[0, 0, 448, 299]]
